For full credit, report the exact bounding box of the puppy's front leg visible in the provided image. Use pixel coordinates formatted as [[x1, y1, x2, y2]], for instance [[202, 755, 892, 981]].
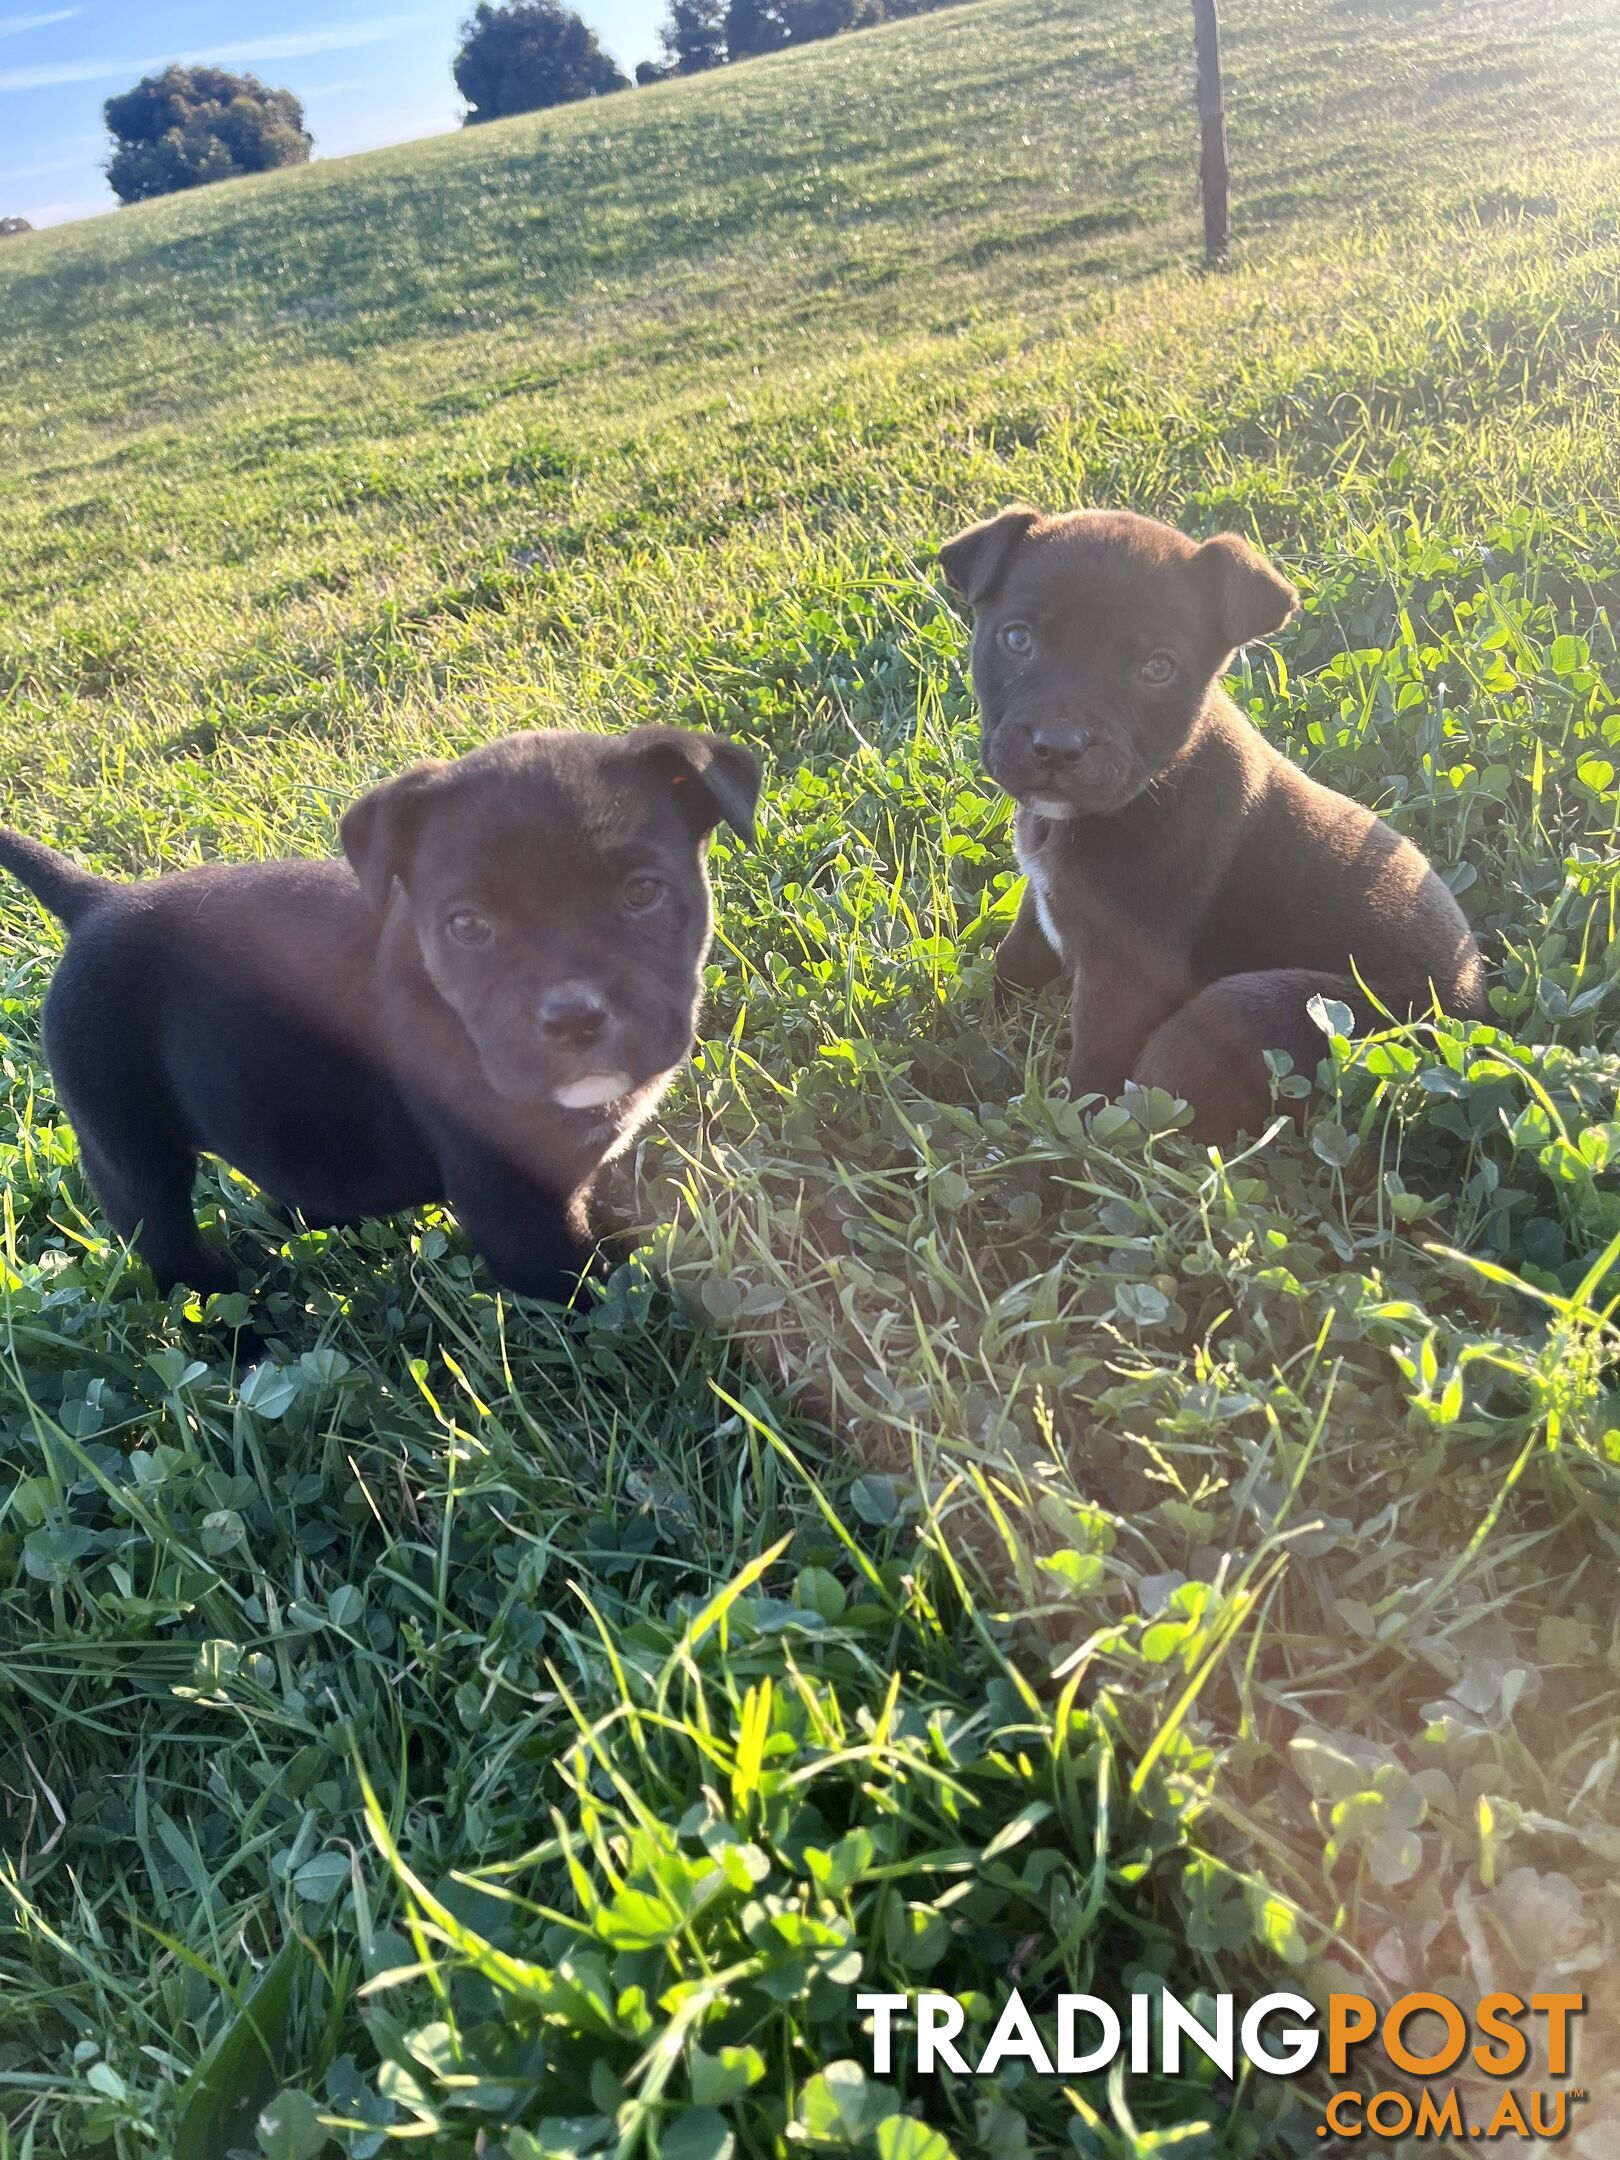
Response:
[[995, 886, 1065, 992], [439, 1143, 591, 1305], [1065, 946, 1188, 1108]]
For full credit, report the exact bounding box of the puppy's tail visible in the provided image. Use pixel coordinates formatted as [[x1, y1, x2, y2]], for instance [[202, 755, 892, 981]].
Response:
[[0, 828, 108, 928]]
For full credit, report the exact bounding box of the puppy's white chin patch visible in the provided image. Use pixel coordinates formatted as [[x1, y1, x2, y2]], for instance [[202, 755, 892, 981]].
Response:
[[1028, 797, 1075, 821], [553, 1072, 632, 1110]]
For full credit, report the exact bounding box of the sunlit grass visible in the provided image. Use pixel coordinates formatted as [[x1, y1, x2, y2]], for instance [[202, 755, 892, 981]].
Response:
[[3, 0, 1620, 2152]]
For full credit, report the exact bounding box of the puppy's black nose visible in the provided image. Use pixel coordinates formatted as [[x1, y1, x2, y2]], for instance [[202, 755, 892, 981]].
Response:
[[1029, 723, 1094, 766], [538, 983, 609, 1049]]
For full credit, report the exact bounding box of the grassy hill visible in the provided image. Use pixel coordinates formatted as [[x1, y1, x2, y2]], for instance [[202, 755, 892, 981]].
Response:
[[5, 0, 1620, 2152]]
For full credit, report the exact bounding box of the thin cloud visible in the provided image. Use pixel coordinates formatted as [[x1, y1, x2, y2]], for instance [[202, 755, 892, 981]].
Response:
[[14, 194, 110, 226], [0, 140, 96, 184], [0, 15, 424, 92], [0, 8, 79, 33]]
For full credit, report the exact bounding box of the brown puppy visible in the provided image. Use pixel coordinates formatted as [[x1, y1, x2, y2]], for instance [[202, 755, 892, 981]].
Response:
[[940, 505, 1488, 1136]]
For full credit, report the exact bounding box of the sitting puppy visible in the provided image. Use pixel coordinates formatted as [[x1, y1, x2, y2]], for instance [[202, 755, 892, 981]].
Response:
[[0, 727, 759, 1306], [940, 505, 1487, 1136]]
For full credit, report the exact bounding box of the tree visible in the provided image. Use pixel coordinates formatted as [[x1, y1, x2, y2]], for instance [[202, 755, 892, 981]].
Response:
[[103, 66, 311, 205], [454, 0, 628, 121], [773, 0, 884, 40], [0, 216, 33, 239], [657, 0, 884, 70], [724, 0, 789, 59], [658, 0, 729, 73]]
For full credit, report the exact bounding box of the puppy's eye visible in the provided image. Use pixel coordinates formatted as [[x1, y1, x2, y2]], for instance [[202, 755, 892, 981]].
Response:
[[1140, 651, 1179, 686], [622, 874, 666, 914], [443, 909, 493, 947], [999, 622, 1035, 657]]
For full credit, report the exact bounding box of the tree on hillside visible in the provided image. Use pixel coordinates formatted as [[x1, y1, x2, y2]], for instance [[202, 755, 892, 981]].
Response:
[[1, 216, 33, 239], [657, 0, 893, 70], [723, 0, 789, 59], [658, 0, 729, 72], [771, 0, 883, 43], [454, 0, 629, 121], [103, 66, 311, 205]]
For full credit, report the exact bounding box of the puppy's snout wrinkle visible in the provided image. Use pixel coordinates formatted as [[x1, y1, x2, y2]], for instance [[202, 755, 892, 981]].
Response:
[[537, 981, 609, 1049]]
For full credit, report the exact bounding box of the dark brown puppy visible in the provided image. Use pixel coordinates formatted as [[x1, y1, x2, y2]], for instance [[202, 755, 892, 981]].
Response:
[[0, 727, 759, 1309], [940, 505, 1487, 1136]]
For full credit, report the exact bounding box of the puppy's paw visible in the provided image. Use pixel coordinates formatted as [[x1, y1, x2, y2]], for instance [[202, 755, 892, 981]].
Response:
[[994, 957, 1045, 997], [227, 1325, 272, 1369], [182, 1252, 245, 1302], [1065, 1059, 1127, 1109], [994, 940, 1064, 998], [198, 1291, 270, 1368], [484, 1251, 594, 1307]]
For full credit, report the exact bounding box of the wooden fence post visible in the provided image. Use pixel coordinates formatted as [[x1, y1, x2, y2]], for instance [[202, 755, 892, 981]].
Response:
[[1191, 0, 1229, 265]]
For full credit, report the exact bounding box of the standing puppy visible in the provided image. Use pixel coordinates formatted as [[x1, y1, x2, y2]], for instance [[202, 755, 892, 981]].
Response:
[[0, 727, 759, 1306], [940, 506, 1487, 1137]]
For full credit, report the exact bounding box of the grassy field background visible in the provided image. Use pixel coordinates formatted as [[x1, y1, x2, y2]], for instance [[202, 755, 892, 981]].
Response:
[[5, 0, 1620, 2152]]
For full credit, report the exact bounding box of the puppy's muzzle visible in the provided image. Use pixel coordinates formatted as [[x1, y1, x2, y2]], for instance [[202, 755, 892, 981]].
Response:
[[1027, 721, 1097, 774], [537, 980, 609, 1051], [529, 980, 639, 1110], [992, 715, 1126, 811]]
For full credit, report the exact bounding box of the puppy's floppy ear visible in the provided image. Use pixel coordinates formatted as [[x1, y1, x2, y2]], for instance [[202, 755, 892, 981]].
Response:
[[628, 727, 762, 844], [341, 759, 453, 909], [1197, 533, 1298, 648], [938, 504, 1042, 606]]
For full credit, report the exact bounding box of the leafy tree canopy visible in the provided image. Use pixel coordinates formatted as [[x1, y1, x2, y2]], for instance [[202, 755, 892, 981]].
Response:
[[661, 0, 895, 72], [454, 0, 629, 122], [103, 65, 311, 205]]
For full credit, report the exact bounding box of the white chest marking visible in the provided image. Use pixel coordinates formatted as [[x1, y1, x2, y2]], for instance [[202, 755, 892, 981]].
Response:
[[1015, 828, 1069, 964], [1014, 820, 1083, 1058]]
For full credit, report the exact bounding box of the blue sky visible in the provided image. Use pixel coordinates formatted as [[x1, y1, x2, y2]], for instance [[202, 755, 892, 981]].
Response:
[[0, 0, 668, 227]]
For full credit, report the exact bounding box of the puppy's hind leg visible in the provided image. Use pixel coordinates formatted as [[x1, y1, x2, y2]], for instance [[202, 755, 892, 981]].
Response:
[[47, 1037, 231, 1295], [73, 1126, 237, 1298], [1132, 969, 1363, 1142], [43, 957, 248, 1313]]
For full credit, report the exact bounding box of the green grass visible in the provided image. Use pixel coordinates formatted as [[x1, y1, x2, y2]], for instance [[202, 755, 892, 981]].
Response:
[[4, 0, 1620, 2151]]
